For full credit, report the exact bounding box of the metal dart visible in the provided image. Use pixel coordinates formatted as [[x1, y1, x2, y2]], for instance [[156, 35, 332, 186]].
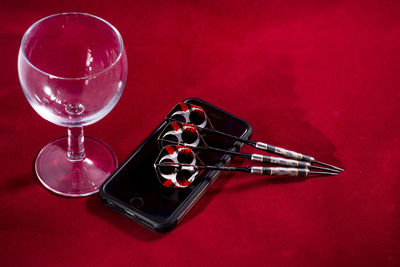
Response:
[[154, 145, 337, 188], [158, 121, 339, 173], [166, 102, 344, 172]]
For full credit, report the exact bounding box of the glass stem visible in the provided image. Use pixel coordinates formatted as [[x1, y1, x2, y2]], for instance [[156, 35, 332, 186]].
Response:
[[67, 127, 85, 160]]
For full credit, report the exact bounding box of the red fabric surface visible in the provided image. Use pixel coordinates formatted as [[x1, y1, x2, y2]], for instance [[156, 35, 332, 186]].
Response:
[[1, 0, 399, 266]]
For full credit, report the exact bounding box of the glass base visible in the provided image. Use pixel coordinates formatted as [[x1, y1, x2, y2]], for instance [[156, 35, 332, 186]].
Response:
[[35, 136, 117, 197]]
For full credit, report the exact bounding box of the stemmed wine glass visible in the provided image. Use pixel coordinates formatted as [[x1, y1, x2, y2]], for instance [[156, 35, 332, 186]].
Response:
[[18, 13, 128, 197]]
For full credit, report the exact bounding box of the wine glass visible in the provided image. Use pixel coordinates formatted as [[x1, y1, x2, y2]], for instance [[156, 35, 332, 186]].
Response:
[[18, 13, 128, 197]]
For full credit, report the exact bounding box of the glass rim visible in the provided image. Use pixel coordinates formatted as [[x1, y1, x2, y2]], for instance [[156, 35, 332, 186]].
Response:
[[20, 12, 125, 81]]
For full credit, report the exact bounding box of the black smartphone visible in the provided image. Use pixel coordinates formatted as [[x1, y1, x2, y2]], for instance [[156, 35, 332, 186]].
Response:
[[99, 98, 252, 232]]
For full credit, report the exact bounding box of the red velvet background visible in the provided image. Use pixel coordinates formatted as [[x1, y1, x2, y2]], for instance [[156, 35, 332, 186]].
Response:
[[1, 0, 399, 266]]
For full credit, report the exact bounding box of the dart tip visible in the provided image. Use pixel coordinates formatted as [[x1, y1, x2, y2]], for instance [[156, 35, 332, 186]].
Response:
[[311, 165, 341, 173], [310, 171, 339, 176], [313, 160, 344, 172]]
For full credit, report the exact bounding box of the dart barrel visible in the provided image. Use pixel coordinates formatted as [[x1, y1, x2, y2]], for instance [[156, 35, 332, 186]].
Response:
[[250, 167, 310, 177], [250, 154, 311, 168], [255, 142, 315, 162]]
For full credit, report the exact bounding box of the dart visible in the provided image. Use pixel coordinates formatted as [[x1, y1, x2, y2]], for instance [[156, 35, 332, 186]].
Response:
[[158, 121, 339, 173], [154, 145, 337, 188], [166, 102, 344, 172]]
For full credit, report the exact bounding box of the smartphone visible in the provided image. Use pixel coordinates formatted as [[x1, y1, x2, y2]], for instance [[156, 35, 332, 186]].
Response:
[[99, 98, 252, 232]]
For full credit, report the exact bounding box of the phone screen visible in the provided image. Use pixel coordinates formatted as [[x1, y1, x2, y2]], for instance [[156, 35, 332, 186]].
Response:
[[101, 99, 251, 225]]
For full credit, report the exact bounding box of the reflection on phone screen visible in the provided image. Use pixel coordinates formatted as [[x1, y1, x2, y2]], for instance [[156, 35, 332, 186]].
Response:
[[103, 99, 250, 223]]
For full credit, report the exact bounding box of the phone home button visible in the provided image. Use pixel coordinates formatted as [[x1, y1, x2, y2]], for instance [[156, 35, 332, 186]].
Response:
[[129, 196, 144, 208]]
